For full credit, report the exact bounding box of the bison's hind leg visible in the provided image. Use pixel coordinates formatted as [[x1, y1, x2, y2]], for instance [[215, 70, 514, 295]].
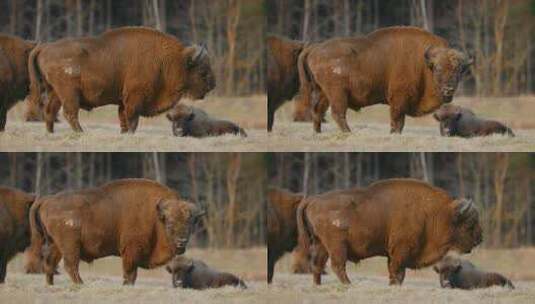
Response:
[[310, 242, 329, 285], [323, 89, 351, 133], [312, 92, 329, 133], [323, 241, 351, 285], [44, 90, 62, 133], [42, 242, 62, 285]]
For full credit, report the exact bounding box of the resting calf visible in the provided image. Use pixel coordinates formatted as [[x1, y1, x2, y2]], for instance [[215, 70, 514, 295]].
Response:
[[166, 256, 247, 289], [433, 104, 514, 137], [433, 256, 514, 290]]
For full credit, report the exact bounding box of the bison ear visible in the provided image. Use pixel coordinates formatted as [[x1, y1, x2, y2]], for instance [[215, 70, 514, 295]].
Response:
[[156, 199, 167, 222], [453, 198, 475, 222], [424, 46, 438, 70]]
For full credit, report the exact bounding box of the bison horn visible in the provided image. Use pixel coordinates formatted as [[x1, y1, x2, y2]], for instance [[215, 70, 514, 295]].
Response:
[[192, 44, 208, 63], [458, 198, 474, 215]]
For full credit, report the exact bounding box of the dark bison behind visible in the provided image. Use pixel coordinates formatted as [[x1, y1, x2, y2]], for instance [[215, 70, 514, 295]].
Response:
[[297, 178, 482, 286], [0, 186, 35, 283], [266, 35, 304, 132], [267, 187, 304, 283], [298, 26, 473, 134], [29, 178, 205, 285], [0, 35, 36, 131], [28, 26, 215, 134]]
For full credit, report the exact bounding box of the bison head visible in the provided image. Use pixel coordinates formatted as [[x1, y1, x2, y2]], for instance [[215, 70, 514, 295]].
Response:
[[156, 198, 206, 255], [433, 256, 462, 288], [425, 47, 473, 103], [433, 105, 464, 136], [450, 198, 482, 254], [183, 44, 216, 100], [166, 256, 194, 288]]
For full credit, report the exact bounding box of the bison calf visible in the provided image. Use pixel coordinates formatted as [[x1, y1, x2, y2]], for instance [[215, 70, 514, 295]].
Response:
[[166, 104, 247, 138], [433, 256, 514, 290], [433, 104, 514, 137], [166, 256, 246, 289], [0, 186, 35, 283]]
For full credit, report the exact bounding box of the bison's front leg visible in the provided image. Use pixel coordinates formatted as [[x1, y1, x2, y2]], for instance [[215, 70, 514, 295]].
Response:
[[267, 251, 275, 284], [0, 104, 7, 132], [0, 251, 7, 283], [389, 106, 406, 134], [118, 105, 129, 134], [121, 250, 139, 285]]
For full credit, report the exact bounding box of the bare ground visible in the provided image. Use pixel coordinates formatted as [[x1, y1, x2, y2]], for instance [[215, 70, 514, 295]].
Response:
[[269, 96, 535, 152], [0, 96, 267, 152], [267, 248, 535, 304], [0, 248, 267, 304]]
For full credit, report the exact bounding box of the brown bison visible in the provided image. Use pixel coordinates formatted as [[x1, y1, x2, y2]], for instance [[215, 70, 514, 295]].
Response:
[[166, 256, 247, 289], [297, 178, 482, 286], [267, 187, 304, 283], [29, 178, 205, 285], [298, 26, 473, 133], [433, 256, 514, 289], [166, 104, 247, 137], [0, 186, 35, 283], [28, 26, 215, 134], [267, 35, 305, 132], [433, 104, 514, 137], [0, 34, 36, 131]]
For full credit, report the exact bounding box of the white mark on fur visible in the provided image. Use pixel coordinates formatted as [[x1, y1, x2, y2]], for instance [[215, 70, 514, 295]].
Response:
[[64, 218, 77, 228], [333, 66, 342, 75], [332, 219, 343, 228], [63, 65, 80, 76]]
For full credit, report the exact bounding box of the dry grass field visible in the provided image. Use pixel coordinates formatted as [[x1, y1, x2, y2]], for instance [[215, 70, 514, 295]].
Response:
[[0, 247, 266, 304], [270, 96, 535, 152], [0, 96, 267, 152], [2, 95, 535, 151], [268, 248, 535, 304]]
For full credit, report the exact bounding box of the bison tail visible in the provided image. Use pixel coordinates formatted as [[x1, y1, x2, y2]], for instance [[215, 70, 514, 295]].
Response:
[[27, 201, 46, 271], [297, 48, 317, 114], [28, 45, 44, 109], [296, 199, 313, 262]]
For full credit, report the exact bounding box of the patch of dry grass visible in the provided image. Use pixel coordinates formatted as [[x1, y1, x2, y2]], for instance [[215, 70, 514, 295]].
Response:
[[1, 248, 266, 304], [1, 96, 267, 152], [268, 248, 535, 304]]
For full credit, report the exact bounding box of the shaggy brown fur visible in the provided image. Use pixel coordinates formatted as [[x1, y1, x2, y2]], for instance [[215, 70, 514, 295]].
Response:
[[29, 178, 205, 285], [0, 186, 35, 283], [433, 256, 514, 289], [267, 35, 305, 132], [298, 26, 473, 134], [0, 34, 36, 131], [166, 104, 246, 137], [297, 178, 482, 286], [433, 104, 514, 137], [28, 27, 215, 134], [166, 256, 246, 289], [267, 187, 304, 283]]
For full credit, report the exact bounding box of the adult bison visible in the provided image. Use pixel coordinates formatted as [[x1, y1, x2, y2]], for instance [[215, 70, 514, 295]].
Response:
[[267, 35, 305, 132], [0, 186, 35, 283], [28, 26, 215, 133], [297, 178, 482, 286], [0, 34, 36, 131], [29, 178, 205, 285], [298, 26, 473, 133], [267, 187, 303, 283]]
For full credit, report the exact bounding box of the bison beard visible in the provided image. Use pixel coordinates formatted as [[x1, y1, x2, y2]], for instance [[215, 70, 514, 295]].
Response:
[[297, 178, 482, 286], [28, 178, 205, 286], [298, 26, 473, 134], [0, 35, 36, 132], [27, 27, 215, 134], [0, 187, 36, 283]]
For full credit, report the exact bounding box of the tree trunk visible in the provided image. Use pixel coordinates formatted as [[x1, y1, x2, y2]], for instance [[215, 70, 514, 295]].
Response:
[[225, 153, 241, 247]]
